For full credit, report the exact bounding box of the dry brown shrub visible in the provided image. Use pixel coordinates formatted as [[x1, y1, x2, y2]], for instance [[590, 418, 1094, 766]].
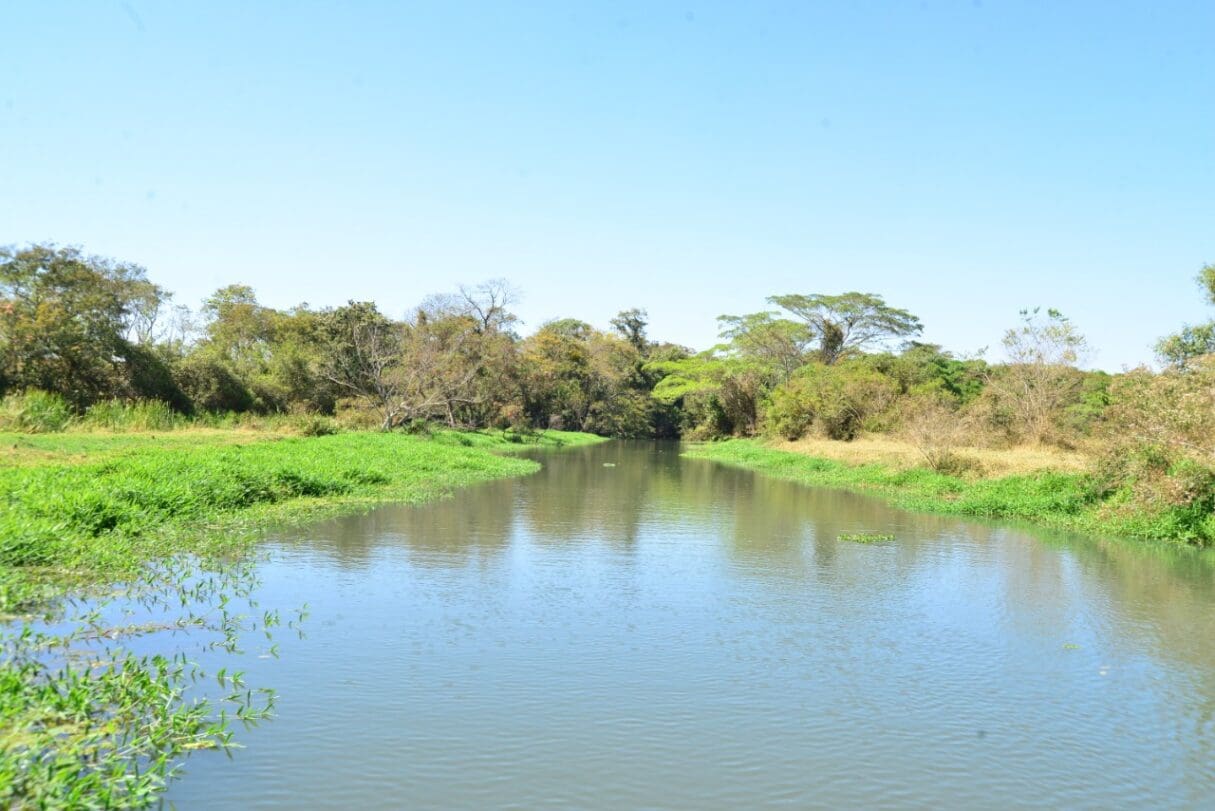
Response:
[[900, 395, 972, 471]]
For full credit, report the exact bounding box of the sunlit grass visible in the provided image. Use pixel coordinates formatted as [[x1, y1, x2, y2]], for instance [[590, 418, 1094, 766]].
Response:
[[686, 438, 1215, 547]]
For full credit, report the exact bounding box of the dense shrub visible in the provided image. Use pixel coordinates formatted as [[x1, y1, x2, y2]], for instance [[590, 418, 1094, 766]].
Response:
[[1092, 360, 1215, 544], [291, 413, 341, 437], [583, 390, 653, 438], [118, 342, 193, 413], [765, 362, 898, 441], [174, 355, 255, 413]]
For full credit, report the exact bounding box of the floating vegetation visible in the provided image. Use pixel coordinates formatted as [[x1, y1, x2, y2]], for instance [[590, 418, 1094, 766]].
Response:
[[0, 554, 293, 807], [837, 532, 896, 544], [0, 429, 599, 807]]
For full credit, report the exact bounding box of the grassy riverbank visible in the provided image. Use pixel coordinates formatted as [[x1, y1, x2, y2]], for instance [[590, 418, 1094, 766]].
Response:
[[0, 427, 603, 806], [0, 427, 603, 613], [686, 439, 1215, 547]]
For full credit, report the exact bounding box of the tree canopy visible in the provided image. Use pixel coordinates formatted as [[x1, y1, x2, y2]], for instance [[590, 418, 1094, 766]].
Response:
[[1156, 263, 1215, 368], [767, 292, 922, 364]]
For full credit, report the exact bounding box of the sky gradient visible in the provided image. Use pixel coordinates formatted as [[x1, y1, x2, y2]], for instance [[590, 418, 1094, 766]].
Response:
[[2, 1, 1212, 369]]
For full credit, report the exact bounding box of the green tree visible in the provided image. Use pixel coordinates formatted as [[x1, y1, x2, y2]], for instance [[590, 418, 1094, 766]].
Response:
[[765, 361, 899, 441], [610, 308, 650, 354], [1156, 263, 1215, 368], [317, 301, 407, 429], [768, 292, 923, 365], [716, 311, 813, 382], [863, 342, 987, 404], [0, 244, 169, 407], [520, 321, 651, 435], [198, 285, 275, 377], [646, 352, 768, 437], [417, 281, 524, 427], [190, 287, 337, 413]]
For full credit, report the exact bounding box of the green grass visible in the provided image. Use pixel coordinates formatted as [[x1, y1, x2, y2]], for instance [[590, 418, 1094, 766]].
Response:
[[685, 439, 1215, 547], [0, 428, 603, 611], [0, 429, 288, 467], [0, 426, 604, 807]]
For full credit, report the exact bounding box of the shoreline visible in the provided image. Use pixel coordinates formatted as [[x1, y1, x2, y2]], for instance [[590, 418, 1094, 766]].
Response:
[[0, 428, 605, 807], [684, 438, 1215, 549]]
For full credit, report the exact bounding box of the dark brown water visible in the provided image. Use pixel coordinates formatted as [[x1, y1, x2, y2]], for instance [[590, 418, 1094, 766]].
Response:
[[164, 441, 1215, 809]]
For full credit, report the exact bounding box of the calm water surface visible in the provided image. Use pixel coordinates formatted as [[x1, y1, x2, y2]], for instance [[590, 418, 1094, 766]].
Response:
[[164, 441, 1215, 809]]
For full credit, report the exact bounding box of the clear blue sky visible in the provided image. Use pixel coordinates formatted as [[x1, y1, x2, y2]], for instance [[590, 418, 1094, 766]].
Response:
[[2, 1, 1211, 369]]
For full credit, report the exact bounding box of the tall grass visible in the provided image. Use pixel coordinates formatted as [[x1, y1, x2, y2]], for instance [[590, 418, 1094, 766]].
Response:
[[0, 390, 73, 433], [81, 398, 186, 431]]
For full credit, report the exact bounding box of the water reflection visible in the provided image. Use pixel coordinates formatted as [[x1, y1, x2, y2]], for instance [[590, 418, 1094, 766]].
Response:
[[166, 440, 1215, 809]]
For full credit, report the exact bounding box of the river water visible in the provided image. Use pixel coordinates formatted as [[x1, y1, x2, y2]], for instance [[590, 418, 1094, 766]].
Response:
[[163, 441, 1215, 809]]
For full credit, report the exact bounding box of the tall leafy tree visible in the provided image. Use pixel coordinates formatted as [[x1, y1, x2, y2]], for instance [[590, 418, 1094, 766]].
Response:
[[0, 244, 167, 407], [521, 320, 651, 435], [1156, 263, 1215, 368], [610, 308, 650, 354], [768, 292, 922, 364], [716, 312, 813, 382], [199, 284, 276, 376], [318, 301, 407, 429]]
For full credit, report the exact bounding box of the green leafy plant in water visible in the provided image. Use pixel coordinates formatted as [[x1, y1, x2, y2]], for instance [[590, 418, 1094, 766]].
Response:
[[837, 532, 896, 543], [0, 555, 283, 807]]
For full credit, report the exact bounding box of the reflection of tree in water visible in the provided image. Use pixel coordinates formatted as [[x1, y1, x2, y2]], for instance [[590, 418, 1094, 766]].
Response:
[[1050, 533, 1215, 789], [289, 477, 519, 569], [516, 441, 670, 550], [670, 446, 1215, 766], [281, 439, 1215, 778], [669, 455, 986, 578]]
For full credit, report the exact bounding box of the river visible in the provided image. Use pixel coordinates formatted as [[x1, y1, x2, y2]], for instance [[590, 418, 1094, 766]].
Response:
[[163, 440, 1215, 809]]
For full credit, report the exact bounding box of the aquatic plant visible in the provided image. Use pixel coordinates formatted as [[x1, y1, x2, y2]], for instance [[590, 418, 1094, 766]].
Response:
[[838, 532, 895, 543], [0, 556, 293, 806], [0, 428, 601, 806]]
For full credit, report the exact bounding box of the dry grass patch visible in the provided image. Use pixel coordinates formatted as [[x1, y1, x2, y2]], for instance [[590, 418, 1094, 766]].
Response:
[[773, 434, 1090, 478]]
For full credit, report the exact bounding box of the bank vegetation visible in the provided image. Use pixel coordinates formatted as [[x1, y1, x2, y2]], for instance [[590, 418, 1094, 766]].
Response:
[[3, 243, 1215, 547]]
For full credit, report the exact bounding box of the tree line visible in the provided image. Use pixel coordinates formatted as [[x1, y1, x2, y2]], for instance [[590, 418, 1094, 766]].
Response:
[[0, 244, 685, 436], [3, 243, 1214, 495]]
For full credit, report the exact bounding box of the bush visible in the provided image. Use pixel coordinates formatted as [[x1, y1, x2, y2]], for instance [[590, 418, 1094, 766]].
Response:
[[174, 355, 255, 413], [291, 413, 341, 437], [118, 342, 194, 413], [900, 395, 974, 472], [334, 397, 382, 430], [764, 362, 898, 441], [0, 390, 73, 433], [1092, 360, 1215, 544], [500, 425, 537, 444], [930, 451, 986, 478], [765, 384, 815, 440]]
